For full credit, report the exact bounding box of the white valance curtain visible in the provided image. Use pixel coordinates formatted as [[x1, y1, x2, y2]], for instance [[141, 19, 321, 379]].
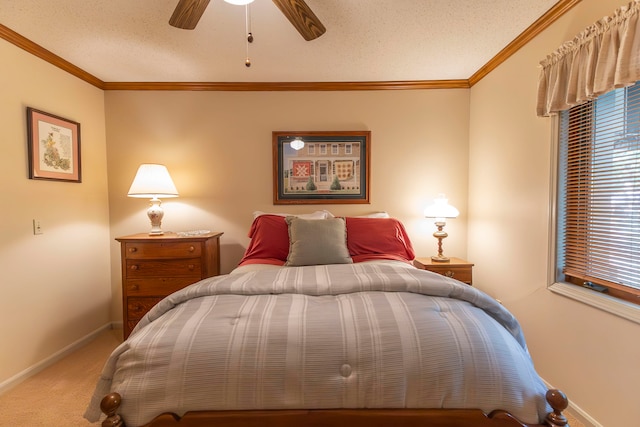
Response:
[[536, 0, 640, 117]]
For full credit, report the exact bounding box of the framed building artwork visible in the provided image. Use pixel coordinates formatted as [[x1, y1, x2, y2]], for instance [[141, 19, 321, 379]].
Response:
[[273, 131, 370, 204], [27, 107, 81, 182]]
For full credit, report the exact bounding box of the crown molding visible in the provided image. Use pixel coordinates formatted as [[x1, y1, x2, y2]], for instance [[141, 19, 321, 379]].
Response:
[[0, 23, 105, 89], [1, 0, 580, 91], [469, 0, 581, 86], [101, 80, 470, 91]]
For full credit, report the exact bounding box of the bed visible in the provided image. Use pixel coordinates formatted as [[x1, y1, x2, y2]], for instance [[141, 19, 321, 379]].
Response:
[[85, 213, 570, 427]]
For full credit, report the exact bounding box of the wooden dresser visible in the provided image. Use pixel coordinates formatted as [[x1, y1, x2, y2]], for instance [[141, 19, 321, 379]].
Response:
[[116, 231, 223, 338], [413, 257, 474, 285]]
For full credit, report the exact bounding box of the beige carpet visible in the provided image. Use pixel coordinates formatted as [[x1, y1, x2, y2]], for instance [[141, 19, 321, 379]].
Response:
[[0, 327, 122, 426], [0, 326, 585, 427]]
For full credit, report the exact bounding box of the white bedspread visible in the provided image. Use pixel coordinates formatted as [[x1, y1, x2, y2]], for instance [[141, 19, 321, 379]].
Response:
[[85, 262, 550, 426]]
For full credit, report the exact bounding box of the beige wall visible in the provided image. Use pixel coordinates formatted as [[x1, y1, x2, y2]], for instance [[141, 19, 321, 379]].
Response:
[[3, 0, 638, 424], [105, 89, 470, 320], [0, 39, 111, 388], [468, 0, 639, 425]]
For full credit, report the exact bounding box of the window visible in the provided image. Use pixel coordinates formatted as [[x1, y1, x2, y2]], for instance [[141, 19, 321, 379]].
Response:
[[555, 82, 640, 308]]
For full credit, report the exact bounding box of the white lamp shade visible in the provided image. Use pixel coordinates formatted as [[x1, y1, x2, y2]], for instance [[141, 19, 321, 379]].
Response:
[[424, 194, 459, 219], [127, 164, 179, 199]]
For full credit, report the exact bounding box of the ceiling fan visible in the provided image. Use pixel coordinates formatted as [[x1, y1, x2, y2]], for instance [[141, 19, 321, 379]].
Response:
[[169, 0, 326, 41]]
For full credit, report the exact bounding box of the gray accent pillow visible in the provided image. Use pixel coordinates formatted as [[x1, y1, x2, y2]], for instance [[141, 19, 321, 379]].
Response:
[[285, 217, 353, 266]]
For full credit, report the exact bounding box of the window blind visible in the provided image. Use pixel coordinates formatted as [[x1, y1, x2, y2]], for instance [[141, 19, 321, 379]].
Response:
[[558, 82, 640, 303]]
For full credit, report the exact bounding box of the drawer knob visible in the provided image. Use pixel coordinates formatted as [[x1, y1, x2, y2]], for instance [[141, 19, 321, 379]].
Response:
[[188, 264, 195, 270], [445, 271, 455, 278], [189, 246, 195, 252], [128, 247, 137, 253], [130, 265, 139, 271], [131, 284, 139, 291]]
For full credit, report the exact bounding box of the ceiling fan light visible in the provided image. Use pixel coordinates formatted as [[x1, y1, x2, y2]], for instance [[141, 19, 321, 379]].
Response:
[[224, 0, 254, 5]]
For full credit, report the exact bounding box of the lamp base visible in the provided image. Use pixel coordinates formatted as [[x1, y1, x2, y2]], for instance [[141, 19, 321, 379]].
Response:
[[147, 198, 165, 236], [431, 224, 450, 262]]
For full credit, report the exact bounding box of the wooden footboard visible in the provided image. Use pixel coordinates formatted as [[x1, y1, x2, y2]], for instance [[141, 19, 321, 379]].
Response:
[[100, 389, 569, 427]]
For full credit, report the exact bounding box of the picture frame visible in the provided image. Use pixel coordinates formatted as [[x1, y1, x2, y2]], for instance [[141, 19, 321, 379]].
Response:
[[273, 131, 370, 204], [27, 107, 81, 182]]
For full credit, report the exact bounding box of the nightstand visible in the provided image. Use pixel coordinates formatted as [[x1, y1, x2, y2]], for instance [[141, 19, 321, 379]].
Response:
[[413, 257, 474, 285], [116, 231, 223, 338]]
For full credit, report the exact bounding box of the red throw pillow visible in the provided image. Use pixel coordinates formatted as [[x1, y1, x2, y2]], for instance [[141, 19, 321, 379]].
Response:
[[238, 215, 416, 266], [238, 215, 289, 266], [345, 217, 415, 263]]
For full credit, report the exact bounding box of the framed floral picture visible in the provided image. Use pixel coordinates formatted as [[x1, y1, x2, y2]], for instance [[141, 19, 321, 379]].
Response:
[[27, 107, 81, 182], [273, 131, 370, 204]]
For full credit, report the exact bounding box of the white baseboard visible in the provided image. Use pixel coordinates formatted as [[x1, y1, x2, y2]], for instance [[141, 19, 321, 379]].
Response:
[[111, 320, 123, 329], [564, 399, 602, 427], [0, 322, 117, 395], [542, 378, 601, 427]]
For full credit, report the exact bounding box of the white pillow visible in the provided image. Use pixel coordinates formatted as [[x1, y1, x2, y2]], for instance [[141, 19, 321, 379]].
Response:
[[355, 211, 390, 218], [252, 210, 332, 220]]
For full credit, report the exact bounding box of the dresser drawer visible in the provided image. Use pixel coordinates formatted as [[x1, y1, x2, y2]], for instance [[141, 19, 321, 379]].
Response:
[[127, 320, 142, 333], [413, 257, 474, 285], [124, 241, 202, 259], [426, 266, 472, 284], [127, 297, 164, 320], [124, 258, 202, 278], [117, 231, 223, 339], [125, 277, 199, 296]]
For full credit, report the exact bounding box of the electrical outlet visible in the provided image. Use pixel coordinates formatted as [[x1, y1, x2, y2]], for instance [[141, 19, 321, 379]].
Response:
[[33, 219, 43, 235]]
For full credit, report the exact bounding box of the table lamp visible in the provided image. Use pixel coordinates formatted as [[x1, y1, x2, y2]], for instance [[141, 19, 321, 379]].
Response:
[[127, 164, 179, 235], [424, 194, 459, 262]]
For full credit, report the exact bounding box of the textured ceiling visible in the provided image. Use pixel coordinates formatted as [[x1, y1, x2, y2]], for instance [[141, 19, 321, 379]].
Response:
[[0, 0, 559, 83]]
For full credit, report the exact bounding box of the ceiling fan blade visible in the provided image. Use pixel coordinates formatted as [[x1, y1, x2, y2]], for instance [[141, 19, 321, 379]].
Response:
[[272, 0, 326, 41], [169, 0, 211, 30]]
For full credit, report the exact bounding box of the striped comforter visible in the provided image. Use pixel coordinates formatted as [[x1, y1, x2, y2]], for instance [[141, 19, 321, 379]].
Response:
[[85, 262, 550, 426]]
